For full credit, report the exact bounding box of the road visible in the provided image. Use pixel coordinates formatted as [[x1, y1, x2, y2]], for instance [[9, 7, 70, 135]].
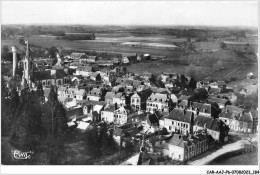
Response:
[[188, 134, 258, 165]]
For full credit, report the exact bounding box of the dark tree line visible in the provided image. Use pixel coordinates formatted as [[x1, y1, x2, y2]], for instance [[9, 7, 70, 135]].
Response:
[[1, 78, 68, 164]]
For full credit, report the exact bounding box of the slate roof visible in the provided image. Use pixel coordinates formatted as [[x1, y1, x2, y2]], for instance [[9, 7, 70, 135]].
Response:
[[239, 113, 253, 123], [114, 93, 125, 98], [178, 89, 194, 96], [167, 108, 194, 124], [105, 91, 115, 99], [217, 81, 227, 86], [224, 105, 244, 113], [207, 97, 228, 105], [194, 115, 222, 132], [168, 134, 186, 148], [208, 87, 221, 94], [103, 105, 115, 112], [194, 115, 214, 129], [147, 93, 168, 102], [113, 128, 124, 136], [33, 69, 67, 81], [200, 104, 211, 114], [88, 88, 101, 96], [125, 127, 139, 137]]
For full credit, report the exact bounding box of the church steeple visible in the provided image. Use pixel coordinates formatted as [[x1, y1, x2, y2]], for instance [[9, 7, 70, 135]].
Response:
[[22, 39, 33, 88]]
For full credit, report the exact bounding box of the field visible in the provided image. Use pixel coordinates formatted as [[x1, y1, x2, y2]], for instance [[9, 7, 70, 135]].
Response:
[[1, 33, 183, 58], [1, 32, 257, 82]]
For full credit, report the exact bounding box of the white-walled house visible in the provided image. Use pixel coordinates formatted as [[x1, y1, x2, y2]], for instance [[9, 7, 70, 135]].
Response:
[[112, 93, 126, 106], [164, 108, 195, 134], [114, 106, 129, 125], [58, 87, 86, 100], [87, 88, 102, 101], [146, 93, 170, 113], [101, 105, 115, 124]]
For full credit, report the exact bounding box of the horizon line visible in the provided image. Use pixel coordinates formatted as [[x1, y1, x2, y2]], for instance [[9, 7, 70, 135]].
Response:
[[1, 23, 258, 29]]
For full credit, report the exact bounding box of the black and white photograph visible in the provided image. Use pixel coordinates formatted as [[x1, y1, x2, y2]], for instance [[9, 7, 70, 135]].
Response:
[[0, 0, 259, 174]]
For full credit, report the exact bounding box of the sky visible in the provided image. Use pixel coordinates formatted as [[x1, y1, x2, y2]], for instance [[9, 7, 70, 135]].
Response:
[[1, 1, 259, 27]]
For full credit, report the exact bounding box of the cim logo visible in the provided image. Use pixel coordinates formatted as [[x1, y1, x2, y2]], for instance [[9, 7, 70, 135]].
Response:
[[12, 149, 34, 160]]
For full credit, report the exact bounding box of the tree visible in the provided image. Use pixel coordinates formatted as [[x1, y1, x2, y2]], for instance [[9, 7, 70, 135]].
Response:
[[149, 74, 156, 83], [48, 47, 58, 59], [1, 45, 10, 60], [36, 82, 45, 104], [10, 90, 42, 151], [220, 42, 227, 49], [101, 127, 117, 156], [188, 76, 197, 90], [85, 124, 102, 157]]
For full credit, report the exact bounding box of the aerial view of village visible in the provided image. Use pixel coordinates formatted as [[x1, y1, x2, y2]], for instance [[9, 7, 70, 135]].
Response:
[[1, 1, 259, 168]]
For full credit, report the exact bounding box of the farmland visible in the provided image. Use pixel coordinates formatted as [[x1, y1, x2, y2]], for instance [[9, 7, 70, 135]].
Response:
[[1, 28, 257, 82]]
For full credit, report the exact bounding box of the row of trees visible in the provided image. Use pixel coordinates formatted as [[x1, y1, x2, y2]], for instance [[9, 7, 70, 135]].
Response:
[[149, 73, 197, 90], [58, 34, 95, 41], [1, 77, 68, 164]]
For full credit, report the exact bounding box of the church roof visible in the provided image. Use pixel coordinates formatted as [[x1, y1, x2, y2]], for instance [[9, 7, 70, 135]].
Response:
[[33, 69, 67, 81]]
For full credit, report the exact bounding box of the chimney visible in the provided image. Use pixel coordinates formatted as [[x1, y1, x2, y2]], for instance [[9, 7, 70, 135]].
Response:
[[12, 46, 17, 77], [184, 108, 187, 115], [115, 102, 118, 110], [189, 113, 195, 135], [51, 69, 57, 79]]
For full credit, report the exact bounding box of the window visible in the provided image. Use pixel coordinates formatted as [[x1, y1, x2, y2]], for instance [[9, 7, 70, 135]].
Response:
[[132, 99, 135, 103], [136, 99, 139, 103], [169, 126, 172, 130], [172, 121, 174, 125]]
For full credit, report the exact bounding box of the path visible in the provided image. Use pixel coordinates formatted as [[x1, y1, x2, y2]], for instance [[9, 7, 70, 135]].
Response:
[[120, 153, 140, 165], [224, 64, 245, 78], [188, 135, 257, 165]]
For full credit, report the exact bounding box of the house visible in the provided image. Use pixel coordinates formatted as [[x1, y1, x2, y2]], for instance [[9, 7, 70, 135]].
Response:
[[247, 72, 254, 79], [112, 93, 126, 106], [65, 106, 83, 120], [217, 81, 227, 92], [178, 95, 191, 108], [105, 91, 115, 104], [87, 88, 102, 101], [58, 87, 86, 100], [86, 56, 97, 63], [164, 108, 195, 134], [167, 133, 209, 161], [101, 104, 116, 124], [146, 93, 171, 113], [184, 102, 213, 117], [178, 89, 194, 96], [194, 88, 208, 99], [121, 57, 130, 64], [115, 77, 124, 85], [33, 69, 69, 87], [219, 106, 253, 133], [113, 123, 134, 146], [90, 72, 101, 81], [114, 106, 130, 125], [122, 53, 137, 64], [76, 99, 104, 115], [131, 89, 152, 111], [127, 111, 147, 127], [193, 115, 229, 143], [71, 52, 85, 61], [207, 97, 231, 109]]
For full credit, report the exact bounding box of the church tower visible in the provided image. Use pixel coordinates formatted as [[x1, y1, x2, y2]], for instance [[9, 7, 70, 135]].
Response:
[[22, 40, 34, 88]]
